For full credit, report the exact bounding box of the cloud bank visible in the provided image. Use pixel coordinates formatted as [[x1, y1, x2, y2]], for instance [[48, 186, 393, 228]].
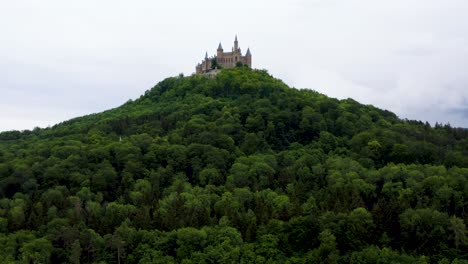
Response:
[[0, 0, 467, 131]]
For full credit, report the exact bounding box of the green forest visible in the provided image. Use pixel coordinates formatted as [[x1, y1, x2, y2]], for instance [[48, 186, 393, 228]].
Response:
[[0, 67, 467, 263]]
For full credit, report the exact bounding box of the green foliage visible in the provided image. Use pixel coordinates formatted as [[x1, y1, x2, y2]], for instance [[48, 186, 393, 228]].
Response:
[[0, 67, 466, 262]]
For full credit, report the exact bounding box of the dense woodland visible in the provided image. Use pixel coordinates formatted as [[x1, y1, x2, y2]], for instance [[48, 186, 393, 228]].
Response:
[[0, 67, 467, 263]]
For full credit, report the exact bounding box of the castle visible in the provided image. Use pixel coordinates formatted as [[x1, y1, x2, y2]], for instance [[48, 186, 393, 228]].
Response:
[[196, 36, 252, 74]]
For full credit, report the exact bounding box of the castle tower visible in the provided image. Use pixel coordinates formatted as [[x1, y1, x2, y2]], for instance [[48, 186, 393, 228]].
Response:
[[217, 42, 223, 56], [203, 52, 211, 72], [245, 47, 252, 67], [234, 35, 239, 51]]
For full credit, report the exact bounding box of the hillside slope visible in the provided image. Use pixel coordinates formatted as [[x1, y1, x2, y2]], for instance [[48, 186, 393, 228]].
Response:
[[0, 67, 467, 263]]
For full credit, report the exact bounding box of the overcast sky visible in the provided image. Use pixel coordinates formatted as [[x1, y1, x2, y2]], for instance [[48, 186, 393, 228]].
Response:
[[1, 0, 467, 132]]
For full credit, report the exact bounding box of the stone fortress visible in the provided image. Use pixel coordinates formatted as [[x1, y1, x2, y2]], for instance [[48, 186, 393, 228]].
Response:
[[196, 35, 252, 75]]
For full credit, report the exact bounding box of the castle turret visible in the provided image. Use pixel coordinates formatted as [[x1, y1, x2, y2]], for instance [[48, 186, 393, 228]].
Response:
[[245, 47, 252, 67], [217, 42, 223, 56], [234, 35, 239, 51]]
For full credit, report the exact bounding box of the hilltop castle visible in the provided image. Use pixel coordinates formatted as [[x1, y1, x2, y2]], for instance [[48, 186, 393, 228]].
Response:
[[196, 36, 252, 74]]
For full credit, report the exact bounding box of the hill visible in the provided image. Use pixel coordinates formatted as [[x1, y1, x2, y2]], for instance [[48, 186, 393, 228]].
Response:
[[0, 67, 467, 263]]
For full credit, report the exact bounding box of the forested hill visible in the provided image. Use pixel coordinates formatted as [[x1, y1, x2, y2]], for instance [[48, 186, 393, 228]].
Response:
[[0, 67, 467, 263]]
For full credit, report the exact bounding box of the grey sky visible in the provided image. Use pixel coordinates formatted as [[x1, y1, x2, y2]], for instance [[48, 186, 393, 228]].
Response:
[[1, 0, 467, 131]]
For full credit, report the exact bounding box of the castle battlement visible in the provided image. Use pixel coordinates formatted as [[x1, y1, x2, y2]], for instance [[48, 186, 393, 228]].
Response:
[[196, 35, 252, 74]]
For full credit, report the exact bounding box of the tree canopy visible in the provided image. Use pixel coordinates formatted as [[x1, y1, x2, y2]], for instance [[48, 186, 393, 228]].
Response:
[[0, 67, 467, 263]]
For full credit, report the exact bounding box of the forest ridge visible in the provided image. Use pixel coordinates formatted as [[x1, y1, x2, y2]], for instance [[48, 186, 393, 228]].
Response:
[[0, 67, 467, 263]]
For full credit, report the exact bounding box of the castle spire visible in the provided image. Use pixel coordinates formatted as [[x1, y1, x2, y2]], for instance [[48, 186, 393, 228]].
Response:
[[205, 52, 208, 59], [246, 47, 251, 56], [217, 42, 223, 50], [234, 35, 239, 50]]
